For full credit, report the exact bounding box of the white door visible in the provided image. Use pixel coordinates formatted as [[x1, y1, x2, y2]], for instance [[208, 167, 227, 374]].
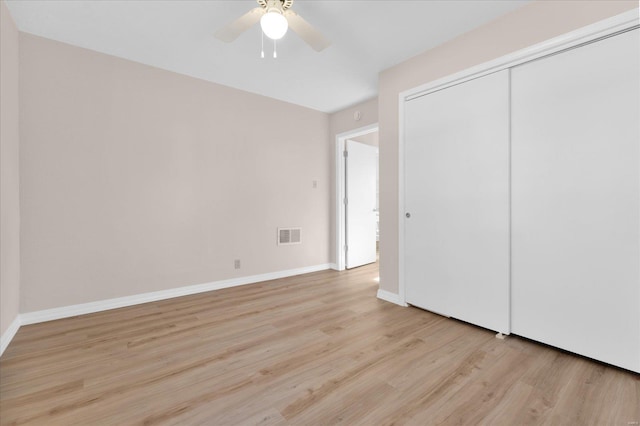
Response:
[[346, 140, 377, 269], [404, 70, 510, 334], [511, 29, 640, 372]]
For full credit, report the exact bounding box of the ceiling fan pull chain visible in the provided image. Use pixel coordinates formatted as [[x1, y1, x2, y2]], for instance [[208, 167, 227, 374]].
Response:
[[273, 39, 277, 59], [261, 30, 265, 58]]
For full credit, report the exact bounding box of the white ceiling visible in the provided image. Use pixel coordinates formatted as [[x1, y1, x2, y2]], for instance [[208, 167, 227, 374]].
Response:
[[5, 0, 530, 113]]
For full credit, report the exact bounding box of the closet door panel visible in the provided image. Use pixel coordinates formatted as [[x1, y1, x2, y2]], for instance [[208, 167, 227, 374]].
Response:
[[404, 70, 510, 333], [511, 29, 640, 372]]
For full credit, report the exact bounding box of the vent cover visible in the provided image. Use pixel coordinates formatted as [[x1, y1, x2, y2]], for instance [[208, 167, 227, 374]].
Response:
[[278, 227, 301, 245]]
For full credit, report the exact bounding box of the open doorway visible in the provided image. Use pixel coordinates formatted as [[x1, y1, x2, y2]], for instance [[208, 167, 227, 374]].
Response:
[[335, 124, 379, 271]]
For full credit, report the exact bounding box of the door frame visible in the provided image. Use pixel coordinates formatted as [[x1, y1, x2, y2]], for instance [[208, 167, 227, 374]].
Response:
[[335, 123, 379, 271], [397, 10, 639, 305]]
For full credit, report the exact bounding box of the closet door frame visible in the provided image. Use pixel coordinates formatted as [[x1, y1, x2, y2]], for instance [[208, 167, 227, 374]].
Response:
[[397, 9, 639, 307]]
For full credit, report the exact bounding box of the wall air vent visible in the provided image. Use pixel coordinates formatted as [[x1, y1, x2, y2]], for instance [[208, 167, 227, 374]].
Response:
[[278, 227, 302, 245]]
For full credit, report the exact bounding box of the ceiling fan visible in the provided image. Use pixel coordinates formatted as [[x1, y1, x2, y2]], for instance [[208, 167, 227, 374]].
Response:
[[215, 0, 331, 53]]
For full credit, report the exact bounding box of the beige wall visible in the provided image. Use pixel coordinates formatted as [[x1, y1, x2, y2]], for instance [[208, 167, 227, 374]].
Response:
[[1, 0, 20, 337], [328, 97, 377, 265], [328, 98, 378, 139], [350, 132, 378, 148], [378, 0, 638, 295], [19, 34, 330, 313]]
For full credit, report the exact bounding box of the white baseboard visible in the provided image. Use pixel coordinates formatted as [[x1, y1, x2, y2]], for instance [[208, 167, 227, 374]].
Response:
[[20, 263, 333, 326], [0, 315, 22, 358], [329, 263, 339, 270], [377, 289, 408, 307]]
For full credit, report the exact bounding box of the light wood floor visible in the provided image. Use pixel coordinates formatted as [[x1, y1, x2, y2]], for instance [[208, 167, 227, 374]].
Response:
[[1, 263, 638, 425]]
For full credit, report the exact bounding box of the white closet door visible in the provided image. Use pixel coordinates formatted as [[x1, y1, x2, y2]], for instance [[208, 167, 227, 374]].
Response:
[[404, 70, 510, 334], [512, 29, 640, 372]]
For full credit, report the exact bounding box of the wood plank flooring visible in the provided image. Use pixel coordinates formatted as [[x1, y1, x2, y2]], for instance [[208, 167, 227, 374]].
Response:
[[1, 263, 638, 425]]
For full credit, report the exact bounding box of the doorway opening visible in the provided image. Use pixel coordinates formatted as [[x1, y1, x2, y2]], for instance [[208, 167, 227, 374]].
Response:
[[335, 123, 379, 271]]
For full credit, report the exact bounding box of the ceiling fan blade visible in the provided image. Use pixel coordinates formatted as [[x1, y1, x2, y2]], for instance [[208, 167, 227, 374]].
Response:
[[284, 10, 331, 52], [215, 7, 265, 43]]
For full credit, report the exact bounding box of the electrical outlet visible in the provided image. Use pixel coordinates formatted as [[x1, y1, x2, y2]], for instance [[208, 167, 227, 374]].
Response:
[[234, 259, 241, 269]]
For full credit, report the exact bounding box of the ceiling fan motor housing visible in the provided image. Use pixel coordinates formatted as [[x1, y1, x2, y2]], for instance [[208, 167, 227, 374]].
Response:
[[257, 0, 293, 12]]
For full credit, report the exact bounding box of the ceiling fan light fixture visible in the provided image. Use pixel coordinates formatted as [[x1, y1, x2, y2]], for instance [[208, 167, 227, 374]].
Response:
[[260, 11, 288, 40]]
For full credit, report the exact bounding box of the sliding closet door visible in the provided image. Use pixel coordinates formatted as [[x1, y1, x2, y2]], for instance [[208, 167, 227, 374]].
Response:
[[512, 29, 640, 372], [404, 70, 510, 334]]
